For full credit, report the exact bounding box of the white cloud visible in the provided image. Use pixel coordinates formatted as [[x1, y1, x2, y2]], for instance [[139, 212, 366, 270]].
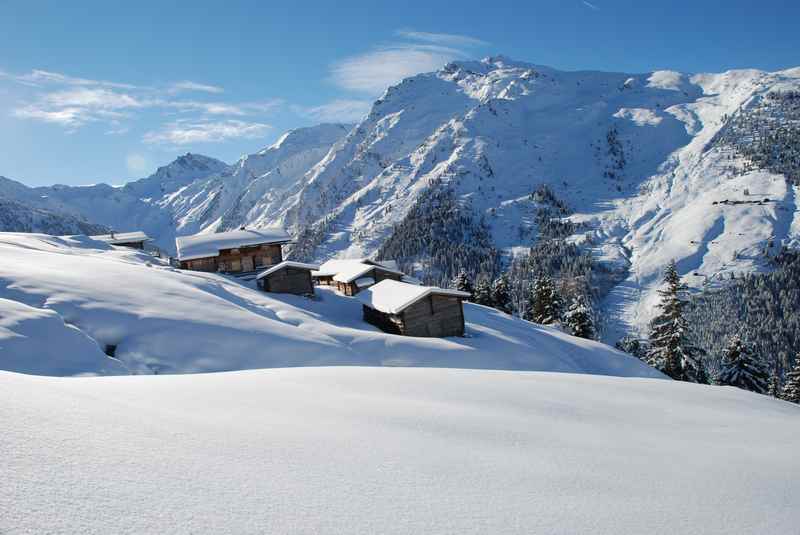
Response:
[[2, 68, 283, 134], [143, 119, 271, 145], [582, 1, 600, 10], [2, 69, 138, 89], [394, 30, 489, 48], [168, 81, 225, 94], [301, 99, 372, 123], [126, 153, 152, 176], [44, 87, 145, 109], [12, 106, 87, 127], [329, 30, 488, 94]]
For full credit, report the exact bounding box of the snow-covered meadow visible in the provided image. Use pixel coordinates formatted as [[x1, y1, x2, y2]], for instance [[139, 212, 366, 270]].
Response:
[[0, 232, 657, 377], [2, 366, 798, 534]]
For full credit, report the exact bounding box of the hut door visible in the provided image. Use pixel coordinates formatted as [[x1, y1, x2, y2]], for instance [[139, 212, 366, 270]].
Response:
[[242, 256, 254, 272]]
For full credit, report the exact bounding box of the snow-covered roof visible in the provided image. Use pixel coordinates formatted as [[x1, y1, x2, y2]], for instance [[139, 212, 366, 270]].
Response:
[[311, 259, 366, 278], [355, 277, 375, 288], [176, 228, 291, 261], [332, 263, 404, 284], [89, 231, 151, 245], [256, 261, 320, 280], [357, 280, 470, 315], [366, 259, 399, 271]]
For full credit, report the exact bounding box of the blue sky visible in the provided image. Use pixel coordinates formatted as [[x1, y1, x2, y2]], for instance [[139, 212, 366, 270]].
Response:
[[2, 0, 798, 186]]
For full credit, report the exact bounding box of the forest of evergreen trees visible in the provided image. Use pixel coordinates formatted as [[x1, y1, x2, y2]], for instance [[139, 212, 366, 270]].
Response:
[[711, 90, 800, 185], [687, 249, 800, 382]]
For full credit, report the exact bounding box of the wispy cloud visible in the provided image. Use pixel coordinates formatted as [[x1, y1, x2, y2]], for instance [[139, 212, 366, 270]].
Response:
[[300, 99, 372, 123], [2, 67, 283, 140], [143, 119, 271, 145], [329, 29, 488, 95], [394, 30, 489, 48], [582, 0, 600, 10], [168, 81, 225, 94]]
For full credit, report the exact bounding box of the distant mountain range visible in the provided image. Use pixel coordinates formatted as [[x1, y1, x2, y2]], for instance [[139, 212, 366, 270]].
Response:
[[2, 56, 799, 340]]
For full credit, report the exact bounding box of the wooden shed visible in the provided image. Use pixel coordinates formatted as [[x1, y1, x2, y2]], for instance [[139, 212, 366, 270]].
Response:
[[332, 263, 404, 296], [90, 231, 152, 250], [357, 280, 470, 337], [175, 228, 291, 273], [256, 261, 319, 295]]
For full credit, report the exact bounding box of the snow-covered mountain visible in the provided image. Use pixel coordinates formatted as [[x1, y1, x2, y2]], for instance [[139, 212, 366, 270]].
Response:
[[0, 193, 109, 236], [3, 58, 800, 340], [0, 124, 351, 252]]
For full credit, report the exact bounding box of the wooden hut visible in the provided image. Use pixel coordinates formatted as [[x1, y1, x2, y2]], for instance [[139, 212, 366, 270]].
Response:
[[90, 231, 152, 250], [175, 228, 291, 273], [256, 261, 319, 295], [357, 279, 470, 337], [332, 262, 404, 296], [311, 259, 365, 286]]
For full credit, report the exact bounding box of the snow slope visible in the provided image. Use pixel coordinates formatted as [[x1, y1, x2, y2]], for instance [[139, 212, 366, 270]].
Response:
[[0, 232, 658, 378], [2, 366, 797, 534]]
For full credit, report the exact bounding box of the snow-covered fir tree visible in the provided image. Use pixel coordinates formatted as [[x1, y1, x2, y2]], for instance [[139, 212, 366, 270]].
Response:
[[529, 275, 561, 325], [490, 274, 513, 314], [647, 260, 708, 383], [615, 335, 649, 360], [767, 368, 783, 398], [716, 335, 769, 394], [781, 356, 800, 403], [564, 295, 595, 339], [451, 270, 474, 300], [472, 278, 493, 307]]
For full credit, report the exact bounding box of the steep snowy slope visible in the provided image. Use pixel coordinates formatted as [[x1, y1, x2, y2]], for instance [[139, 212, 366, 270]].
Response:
[[0, 232, 658, 377], [2, 367, 798, 534]]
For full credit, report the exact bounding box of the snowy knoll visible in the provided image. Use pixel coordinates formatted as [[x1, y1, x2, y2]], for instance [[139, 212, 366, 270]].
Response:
[[2, 366, 798, 534], [0, 232, 657, 377]]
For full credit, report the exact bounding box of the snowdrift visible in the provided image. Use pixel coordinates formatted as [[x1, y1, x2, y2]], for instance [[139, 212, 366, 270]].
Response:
[[2, 367, 797, 534], [0, 232, 659, 378]]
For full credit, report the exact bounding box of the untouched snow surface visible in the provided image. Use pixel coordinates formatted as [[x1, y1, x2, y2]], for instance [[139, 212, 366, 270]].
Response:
[[2, 366, 798, 534], [0, 232, 658, 377]]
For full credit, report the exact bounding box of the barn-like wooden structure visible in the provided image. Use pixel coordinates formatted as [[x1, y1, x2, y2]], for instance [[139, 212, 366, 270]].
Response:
[[90, 231, 152, 250], [256, 261, 319, 295], [357, 280, 470, 337], [175, 228, 291, 273]]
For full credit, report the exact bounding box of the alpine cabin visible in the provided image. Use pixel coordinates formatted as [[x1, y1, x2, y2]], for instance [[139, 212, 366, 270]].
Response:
[[357, 279, 470, 337], [332, 262, 405, 296], [90, 231, 152, 250], [175, 228, 291, 273], [256, 261, 319, 295]]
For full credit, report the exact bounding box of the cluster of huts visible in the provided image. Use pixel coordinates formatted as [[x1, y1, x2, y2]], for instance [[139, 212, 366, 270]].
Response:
[[95, 227, 469, 338]]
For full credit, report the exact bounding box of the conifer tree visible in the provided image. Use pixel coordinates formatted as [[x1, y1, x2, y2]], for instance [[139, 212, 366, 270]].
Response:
[[490, 273, 513, 314], [530, 275, 560, 325], [767, 367, 782, 398], [451, 270, 474, 300], [716, 335, 769, 394], [647, 260, 707, 383], [472, 278, 493, 307], [781, 356, 800, 403], [564, 295, 595, 339], [521, 280, 537, 322]]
